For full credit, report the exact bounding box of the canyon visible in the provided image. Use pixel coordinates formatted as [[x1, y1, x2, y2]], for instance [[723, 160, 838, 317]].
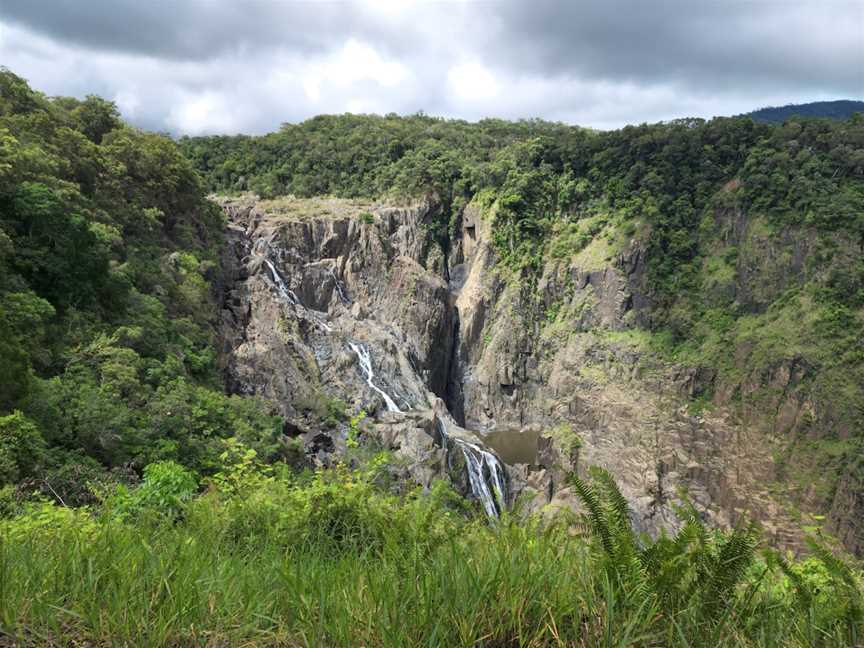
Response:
[[215, 193, 840, 551]]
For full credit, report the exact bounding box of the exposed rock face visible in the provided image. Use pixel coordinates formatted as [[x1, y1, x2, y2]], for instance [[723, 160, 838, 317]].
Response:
[[219, 197, 452, 417], [447, 205, 827, 545], [216, 196, 511, 511], [216, 195, 855, 554]]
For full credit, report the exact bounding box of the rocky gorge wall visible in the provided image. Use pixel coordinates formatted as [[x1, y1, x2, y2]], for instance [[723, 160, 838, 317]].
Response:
[[215, 194, 858, 555]]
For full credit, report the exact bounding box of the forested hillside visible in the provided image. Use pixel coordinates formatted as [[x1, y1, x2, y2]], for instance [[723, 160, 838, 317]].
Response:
[[0, 69, 281, 504], [183, 111, 864, 534], [744, 100, 864, 123]]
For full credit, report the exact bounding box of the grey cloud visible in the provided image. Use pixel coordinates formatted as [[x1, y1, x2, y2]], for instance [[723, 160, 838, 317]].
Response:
[[486, 0, 864, 96], [0, 0, 374, 60], [0, 1, 861, 135]]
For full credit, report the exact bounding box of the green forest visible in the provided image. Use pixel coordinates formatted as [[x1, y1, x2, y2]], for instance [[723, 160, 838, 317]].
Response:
[[745, 100, 864, 124], [1, 68, 863, 645], [0, 69, 284, 499]]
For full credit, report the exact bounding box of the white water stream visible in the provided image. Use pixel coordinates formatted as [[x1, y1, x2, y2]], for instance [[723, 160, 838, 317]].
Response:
[[329, 267, 349, 304], [437, 419, 507, 517], [256, 240, 507, 517], [264, 259, 300, 305], [262, 255, 335, 334], [348, 342, 402, 413]]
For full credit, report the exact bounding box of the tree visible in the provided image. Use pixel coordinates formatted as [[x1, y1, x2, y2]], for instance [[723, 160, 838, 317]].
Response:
[[0, 290, 54, 410], [0, 410, 46, 484], [74, 95, 120, 145], [5, 182, 112, 310]]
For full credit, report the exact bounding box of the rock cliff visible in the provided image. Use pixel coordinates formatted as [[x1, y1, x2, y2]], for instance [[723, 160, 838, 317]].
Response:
[[215, 194, 853, 553]]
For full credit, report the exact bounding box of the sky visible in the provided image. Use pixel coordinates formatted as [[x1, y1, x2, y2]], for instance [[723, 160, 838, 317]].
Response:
[[0, 0, 862, 135]]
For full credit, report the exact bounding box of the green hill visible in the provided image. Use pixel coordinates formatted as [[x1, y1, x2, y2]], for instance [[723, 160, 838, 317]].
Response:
[[744, 100, 864, 123]]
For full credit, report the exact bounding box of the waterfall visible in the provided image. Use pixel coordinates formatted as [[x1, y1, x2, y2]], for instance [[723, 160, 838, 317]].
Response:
[[329, 267, 349, 304], [264, 259, 300, 305], [436, 419, 508, 517], [263, 256, 334, 334], [348, 342, 402, 413]]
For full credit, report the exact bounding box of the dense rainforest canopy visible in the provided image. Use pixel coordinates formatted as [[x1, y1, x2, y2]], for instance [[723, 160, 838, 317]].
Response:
[[0, 59, 862, 507], [0, 68, 281, 503], [3, 61, 864, 509], [744, 100, 864, 124]]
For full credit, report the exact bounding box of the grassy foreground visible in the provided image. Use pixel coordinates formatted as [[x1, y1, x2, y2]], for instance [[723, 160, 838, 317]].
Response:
[[0, 458, 862, 647]]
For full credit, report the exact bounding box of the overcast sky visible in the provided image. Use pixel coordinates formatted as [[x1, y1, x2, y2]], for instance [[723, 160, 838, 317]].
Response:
[[1, 1, 862, 135]]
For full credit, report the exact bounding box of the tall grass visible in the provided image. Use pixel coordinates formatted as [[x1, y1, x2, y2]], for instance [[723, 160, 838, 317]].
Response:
[[0, 466, 861, 646]]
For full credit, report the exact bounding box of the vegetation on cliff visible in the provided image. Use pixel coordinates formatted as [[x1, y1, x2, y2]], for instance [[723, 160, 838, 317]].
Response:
[[184, 108, 864, 548], [2, 69, 864, 644], [744, 100, 864, 124]]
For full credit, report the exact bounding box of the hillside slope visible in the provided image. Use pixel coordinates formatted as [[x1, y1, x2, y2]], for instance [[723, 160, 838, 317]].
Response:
[[0, 69, 281, 503], [2, 67, 863, 556], [1, 70, 863, 647], [744, 100, 864, 123]]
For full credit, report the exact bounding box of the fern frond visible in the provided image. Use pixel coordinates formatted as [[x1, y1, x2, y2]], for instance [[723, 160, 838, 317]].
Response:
[[771, 549, 813, 613], [805, 537, 859, 592], [805, 536, 864, 637], [590, 466, 633, 537], [568, 471, 613, 557], [699, 522, 759, 621]]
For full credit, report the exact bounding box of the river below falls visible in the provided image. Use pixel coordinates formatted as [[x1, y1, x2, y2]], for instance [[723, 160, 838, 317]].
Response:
[[481, 427, 543, 465]]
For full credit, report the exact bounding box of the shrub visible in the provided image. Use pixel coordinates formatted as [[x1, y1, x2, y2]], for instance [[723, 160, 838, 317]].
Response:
[[32, 453, 131, 507], [208, 437, 273, 497], [0, 466, 862, 646], [108, 460, 197, 519], [0, 411, 45, 485]]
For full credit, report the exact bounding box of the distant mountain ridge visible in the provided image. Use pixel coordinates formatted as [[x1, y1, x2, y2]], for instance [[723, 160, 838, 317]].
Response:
[[744, 99, 864, 123]]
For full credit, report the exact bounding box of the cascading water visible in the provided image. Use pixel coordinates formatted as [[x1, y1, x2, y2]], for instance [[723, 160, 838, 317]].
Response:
[[436, 419, 508, 517], [264, 258, 300, 305], [329, 267, 349, 304], [260, 249, 333, 334], [348, 342, 402, 413]]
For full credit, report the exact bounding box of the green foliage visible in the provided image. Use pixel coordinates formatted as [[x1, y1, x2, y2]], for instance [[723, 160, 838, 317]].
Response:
[[569, 467, 862, 645], [180, 113, 574, 200], [0, 291, 53, 410], [180, 93, 864, 488], [108, 460, 197, 519], [32, 452, 128, 507], [346, 409, 366, 449], [208, 437, 273, 497], [745, 100, 864, 124], [0, 466, 860, 646], [1, 72, 863, 644], [0, 411, 45, 485], [0, 69, 281, 488], [296, 391, 347, 428], [3, 181, 113, 310], [549, 422, 582, 455], [72, 95, 121, 144]]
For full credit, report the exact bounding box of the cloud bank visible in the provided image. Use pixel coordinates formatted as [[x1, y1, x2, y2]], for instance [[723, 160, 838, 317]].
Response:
[[1, 0, 861, 134]]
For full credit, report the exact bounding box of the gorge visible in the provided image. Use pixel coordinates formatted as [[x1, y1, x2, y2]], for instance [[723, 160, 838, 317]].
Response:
[[215, 191, 858, 550]]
